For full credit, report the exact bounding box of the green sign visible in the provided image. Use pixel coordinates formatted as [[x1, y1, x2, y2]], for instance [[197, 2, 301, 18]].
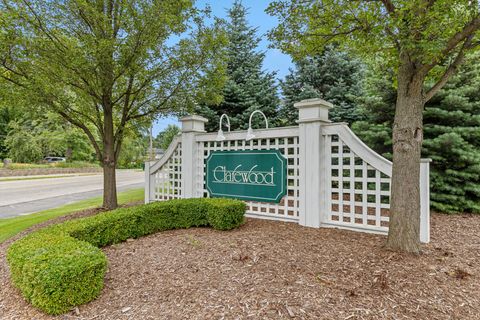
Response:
[[205, 150, 287, 202]]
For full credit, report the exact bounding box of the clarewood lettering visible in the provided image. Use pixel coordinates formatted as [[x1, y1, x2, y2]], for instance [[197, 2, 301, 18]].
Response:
[[213, 165, 276, 186]]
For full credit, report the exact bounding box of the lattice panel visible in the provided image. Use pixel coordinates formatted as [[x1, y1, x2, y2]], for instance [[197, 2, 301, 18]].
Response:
[[328, 135, 390, 229], [153, 143, 182, 201], [198, 137, 300, 221]]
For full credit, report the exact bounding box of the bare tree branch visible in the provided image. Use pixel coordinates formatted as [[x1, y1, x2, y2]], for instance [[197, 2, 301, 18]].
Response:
[[0, 73, 28, 88], [419, 15, 479, 75], [126, 103, 171, 121], [441, 15, 480, 55], [58, 110, 103, 163], [125, 62, 203, 122], [424, 36, 473, 102], [20, 0, 68, 53], [380, 0, 396, 14], [114, 75, 135, 155]]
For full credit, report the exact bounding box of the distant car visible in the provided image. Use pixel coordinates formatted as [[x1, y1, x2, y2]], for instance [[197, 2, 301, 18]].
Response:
[[44, 157, 66, 163]]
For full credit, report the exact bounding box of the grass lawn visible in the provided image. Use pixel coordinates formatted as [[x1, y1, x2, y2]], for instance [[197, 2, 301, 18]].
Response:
[[0, 188, 144, 243]]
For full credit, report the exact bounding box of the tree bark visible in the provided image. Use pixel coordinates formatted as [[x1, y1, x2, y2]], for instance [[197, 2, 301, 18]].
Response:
[[386, 53, 425, 254], [102, 100, 118, 210], [65, 147, 72, 161], [102, 159, 117, 210]]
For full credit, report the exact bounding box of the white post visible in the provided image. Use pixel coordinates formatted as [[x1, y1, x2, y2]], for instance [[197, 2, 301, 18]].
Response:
[[144, 160, 155, 204], [420, 158, 431, 243], [295, 98, 333, 228], [144, 161, 150, 204], [179, 115, 208, 199]]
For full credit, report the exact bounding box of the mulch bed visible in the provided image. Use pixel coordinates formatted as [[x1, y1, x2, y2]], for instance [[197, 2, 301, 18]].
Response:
[[1, 211, 479, 319]]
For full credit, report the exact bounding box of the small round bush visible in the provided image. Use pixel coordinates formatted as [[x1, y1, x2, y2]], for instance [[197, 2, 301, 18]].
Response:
[[8, 233, 107, 315]]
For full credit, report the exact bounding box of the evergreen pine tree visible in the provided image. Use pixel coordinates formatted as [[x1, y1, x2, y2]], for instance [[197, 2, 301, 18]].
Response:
[[279, 46, 365, 126], [196, 1, 279, 132], [353, 55, 480, 213], [422, 57, 480, 213], [351, 66, 396, 158]]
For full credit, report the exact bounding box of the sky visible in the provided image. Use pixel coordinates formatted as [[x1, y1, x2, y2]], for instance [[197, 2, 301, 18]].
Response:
[[153, 0, 294, 136]]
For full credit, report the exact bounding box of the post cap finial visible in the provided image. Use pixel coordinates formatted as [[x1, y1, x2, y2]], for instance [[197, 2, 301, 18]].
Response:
[[294, 98, 333, 109], [180, 115, 208, 133], [294, 98, 332, 123]]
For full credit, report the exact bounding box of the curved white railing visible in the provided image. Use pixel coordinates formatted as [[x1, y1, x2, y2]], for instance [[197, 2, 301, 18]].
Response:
[[322, 123, 392, 176], [322, 122, 392, 234], [145, 136, 183, 203], [149, 135, 181, 174], [321, 122, 429, 242]]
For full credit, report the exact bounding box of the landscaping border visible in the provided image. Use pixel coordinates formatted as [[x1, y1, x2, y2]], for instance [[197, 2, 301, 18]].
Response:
[[0, 167, 102, 177], [6, 198, 246, 315]]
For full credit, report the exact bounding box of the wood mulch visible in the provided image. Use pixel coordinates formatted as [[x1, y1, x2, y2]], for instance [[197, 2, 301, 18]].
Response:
[[0, 211, 479, 320]]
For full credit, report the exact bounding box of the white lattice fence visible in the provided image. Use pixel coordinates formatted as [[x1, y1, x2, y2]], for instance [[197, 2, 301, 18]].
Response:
[[195, 128, 300, 221], [145, 99, 430, 242], [145, 137, 182, 201], [323, 124, 393, 233], [321, 123, 430, 242]]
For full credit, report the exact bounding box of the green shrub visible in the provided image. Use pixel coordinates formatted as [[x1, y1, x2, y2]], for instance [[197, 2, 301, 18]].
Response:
[[8, 233, 107, 315], [4, 163, 50, 170], [3, 161, 100, 170], [205, 198, 246, 230], [53, 161, 100, 168], [7, 198, 245, 315]]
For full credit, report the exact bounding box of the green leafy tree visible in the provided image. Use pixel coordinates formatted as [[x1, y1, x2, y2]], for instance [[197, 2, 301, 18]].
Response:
[[0, 80, 22, 160], [63, 129, 96, 161], [117, 133, 148, 169], [4, 121, 43, 163], [280, 46, 365, 126], [268, 0, 480, 253], [197, 1, 280, 131], [4, 112, 94, 162], [0, 87, 94, 162], [0, 0, 226, 209], [0, 105, 18, 160], [356, 54, 480, 214], [154, 124, 181, 150]]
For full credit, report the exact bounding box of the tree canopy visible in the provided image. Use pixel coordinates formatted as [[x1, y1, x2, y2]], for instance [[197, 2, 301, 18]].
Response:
[[5, 112, 94, 163], [154, 124, 180, 151], [0, 0, 226, 208], [268, 1, 479, 71]]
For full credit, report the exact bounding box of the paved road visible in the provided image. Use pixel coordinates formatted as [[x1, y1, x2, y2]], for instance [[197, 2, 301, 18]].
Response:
[[0, 170, 144, 218]]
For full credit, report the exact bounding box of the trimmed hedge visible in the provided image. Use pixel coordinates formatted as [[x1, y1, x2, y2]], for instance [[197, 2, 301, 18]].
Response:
[[7, 198, 245, 315]]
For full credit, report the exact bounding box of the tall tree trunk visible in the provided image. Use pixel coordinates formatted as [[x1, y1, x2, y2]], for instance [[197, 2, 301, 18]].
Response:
[[65, 147, 72, 160], [102, 105, 118, 210], [386, 54, 425, 253], [103, 159, 117, 210]]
